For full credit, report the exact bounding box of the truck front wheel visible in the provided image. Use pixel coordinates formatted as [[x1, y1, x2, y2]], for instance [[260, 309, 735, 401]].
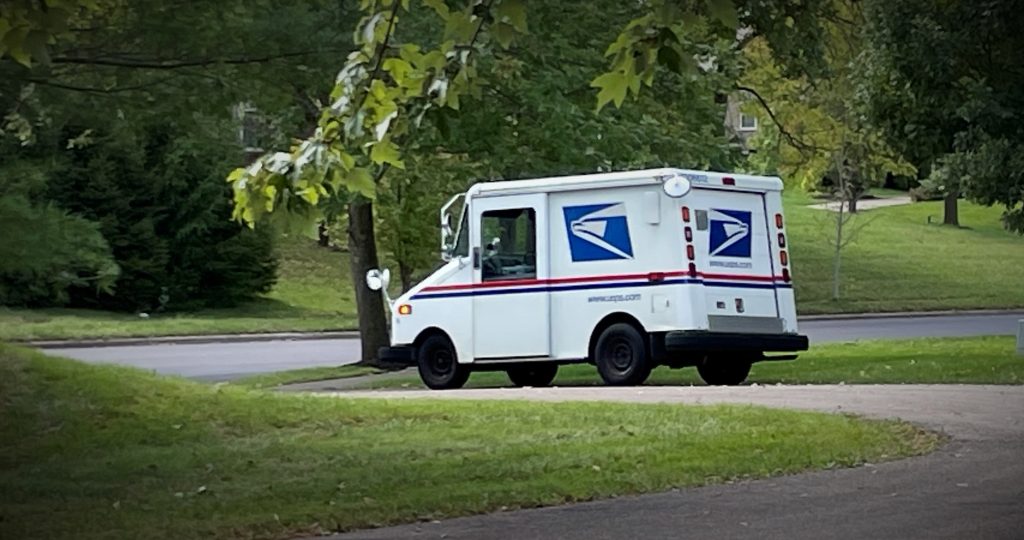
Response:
[[417, 334, 470, 390], [595, 323, 652, 386], [696, 356, 751, 386], [506, 363, 558, 387]]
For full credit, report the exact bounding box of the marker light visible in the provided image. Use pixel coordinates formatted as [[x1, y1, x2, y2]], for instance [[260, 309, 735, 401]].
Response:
[[722, 176, 736, 186], [662, 174, 692, 198], [685, 227, 693, 242], [398, 304, 412, 315], [686, 245, 695, 260], [681, 206, 691, 222], [779, 250, 789, 266], [778, 233, 786, 248], [775, 213, 784, 228]]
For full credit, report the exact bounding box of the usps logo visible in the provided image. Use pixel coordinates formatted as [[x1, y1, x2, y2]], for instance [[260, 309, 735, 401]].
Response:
[[709, 209, 752, 258], [563, 203, 634, 262]]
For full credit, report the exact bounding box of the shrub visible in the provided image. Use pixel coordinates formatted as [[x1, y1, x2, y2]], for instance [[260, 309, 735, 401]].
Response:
[[0, 196, 119, 306], [44, 124, 277, 311]]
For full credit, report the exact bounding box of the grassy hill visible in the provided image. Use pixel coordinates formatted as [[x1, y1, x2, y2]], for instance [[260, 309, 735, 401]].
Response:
[[786, 194, 1024, 313], [1, 195, 1021, 340]]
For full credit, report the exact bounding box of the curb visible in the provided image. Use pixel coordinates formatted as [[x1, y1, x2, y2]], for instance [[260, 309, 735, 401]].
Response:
[[798, 309, 1024, 322], [28, 330, 360, 349], [22, 309, 1024, 349]]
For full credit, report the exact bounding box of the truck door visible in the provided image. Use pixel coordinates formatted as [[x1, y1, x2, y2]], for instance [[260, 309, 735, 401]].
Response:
[[471, 193, 550, 359], [688, 189, 783, 328]]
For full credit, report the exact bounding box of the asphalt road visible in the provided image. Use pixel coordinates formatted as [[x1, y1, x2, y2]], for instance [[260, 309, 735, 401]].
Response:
[[41, 312, 1023, 380], [323, 384, 1024, 540]]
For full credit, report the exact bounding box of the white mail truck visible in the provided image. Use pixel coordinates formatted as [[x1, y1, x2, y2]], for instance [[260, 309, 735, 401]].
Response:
[[368, 168, 808, 389]]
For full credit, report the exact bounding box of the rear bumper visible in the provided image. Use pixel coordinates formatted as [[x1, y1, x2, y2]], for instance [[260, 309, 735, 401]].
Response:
[[377, 345, 416, 366], [664, 331, 809, 353]]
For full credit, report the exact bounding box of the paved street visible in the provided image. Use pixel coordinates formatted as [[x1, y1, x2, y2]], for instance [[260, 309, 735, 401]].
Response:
[[323, 384, 1024, 540], [40, 311, 1023, 380]]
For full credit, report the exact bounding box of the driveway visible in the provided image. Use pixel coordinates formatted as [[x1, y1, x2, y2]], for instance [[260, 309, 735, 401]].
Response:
[[323, 384, 1024, 540], [38, 311, 1024, 380]]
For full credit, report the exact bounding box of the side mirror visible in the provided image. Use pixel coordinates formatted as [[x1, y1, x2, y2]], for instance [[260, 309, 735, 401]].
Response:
[[365, 268, 391, 292], [441, 213, 453, 236]]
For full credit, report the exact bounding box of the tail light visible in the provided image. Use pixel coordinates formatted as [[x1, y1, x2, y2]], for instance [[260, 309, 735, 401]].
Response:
[[782, 268, 791, 282], [722, 177, 736, 186], [778, 233, 786, 248], [779, 250, 788, 266], [685, 226, 693, 242], [681, 206, 691, 222], [686, 245, 695, 260], [775, 213, 784, 229], [688, 262, 697, 277]]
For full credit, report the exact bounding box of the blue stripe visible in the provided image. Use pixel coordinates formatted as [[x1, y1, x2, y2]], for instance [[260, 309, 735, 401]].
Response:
[[412, 278, 790, 300]]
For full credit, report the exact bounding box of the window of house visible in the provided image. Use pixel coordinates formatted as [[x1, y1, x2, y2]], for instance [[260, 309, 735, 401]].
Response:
[[480, 208, 536, 281], [739, 113, 758, 131]]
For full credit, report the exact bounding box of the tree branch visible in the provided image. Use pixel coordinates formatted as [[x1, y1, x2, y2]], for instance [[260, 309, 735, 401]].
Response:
[[354, 1, 404, 114], [51, 49, 345, 70], [735, 84, 821, 152]]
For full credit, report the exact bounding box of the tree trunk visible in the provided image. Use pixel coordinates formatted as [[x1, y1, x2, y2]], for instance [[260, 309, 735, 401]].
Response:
[[943, 191, 960, 227], [399, 260, 414, 293], [347, 199, 389, 367], [832, 200, 845, 301], [847, 197, 857, 214], [318, 222, 330, 247]]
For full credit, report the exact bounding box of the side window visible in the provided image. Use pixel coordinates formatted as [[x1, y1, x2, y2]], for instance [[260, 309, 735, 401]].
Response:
[[452, 207, 469, 258], [480, 208, 536, 281]]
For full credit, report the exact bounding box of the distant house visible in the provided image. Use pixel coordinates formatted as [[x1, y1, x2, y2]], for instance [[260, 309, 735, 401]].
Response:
[[724, 94, 759, 154], [232, 103, 270, 164]]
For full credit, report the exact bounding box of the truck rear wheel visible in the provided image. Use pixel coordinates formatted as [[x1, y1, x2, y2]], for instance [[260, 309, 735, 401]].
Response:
[[697, 357, 751, 386], [506, 363, 558, 387], [595, 323, 651, 386], [417, 334, 470, 390]]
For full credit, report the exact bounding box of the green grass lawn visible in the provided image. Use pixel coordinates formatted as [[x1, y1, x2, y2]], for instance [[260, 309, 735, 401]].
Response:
[[0, 346, 938, 539], [0, 238, 357, 341], [230, 364, 380, 389], [351, 336, 1023, 390], [1, 195, 1022, 341], [787, 196, 1024, 313]]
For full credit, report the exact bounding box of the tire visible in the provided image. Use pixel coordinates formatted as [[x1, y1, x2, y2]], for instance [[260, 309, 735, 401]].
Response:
[[696, 356, 751, 386], [417, 334, 470, 390], [594, 323, 652, 386], [506, 363, 558, 387]]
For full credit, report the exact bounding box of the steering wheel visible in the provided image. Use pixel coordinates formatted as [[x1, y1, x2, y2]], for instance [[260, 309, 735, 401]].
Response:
[[482, 253, 502, 278]]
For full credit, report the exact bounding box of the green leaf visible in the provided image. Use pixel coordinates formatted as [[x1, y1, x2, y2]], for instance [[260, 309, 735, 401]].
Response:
[[347, 168, 376, 198], [707, 0, 738, 29], [370, 139, 405, 169], [592, 72, 629, 111], [494, 0, 527, 32], [443, 9, 476, 42], [422, 0, 449, 18], [492, 23, 516, 49], [226, 168, 246, 184]]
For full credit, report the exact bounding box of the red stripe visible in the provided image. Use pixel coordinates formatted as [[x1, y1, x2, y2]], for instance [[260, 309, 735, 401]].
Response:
[[422, 270, 782, 292]]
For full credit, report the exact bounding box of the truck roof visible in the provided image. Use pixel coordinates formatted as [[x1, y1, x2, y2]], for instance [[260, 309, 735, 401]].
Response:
[[467, 168, 784, 198]]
